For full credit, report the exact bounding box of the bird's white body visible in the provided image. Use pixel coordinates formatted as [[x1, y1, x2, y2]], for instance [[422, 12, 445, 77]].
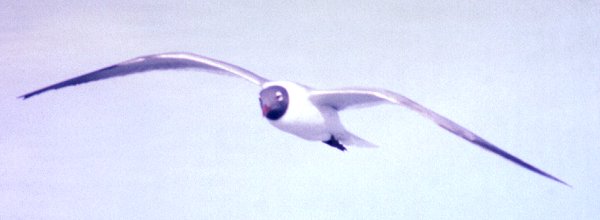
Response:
[[264, 81, 347, 143]]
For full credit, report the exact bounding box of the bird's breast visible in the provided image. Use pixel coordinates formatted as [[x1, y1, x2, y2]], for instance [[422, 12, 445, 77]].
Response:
[[263, 81, 344, 141], [269, 99, 333, 141]]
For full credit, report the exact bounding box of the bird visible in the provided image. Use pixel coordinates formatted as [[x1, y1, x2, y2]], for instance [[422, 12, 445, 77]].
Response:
[[20, 52, 569, 186]]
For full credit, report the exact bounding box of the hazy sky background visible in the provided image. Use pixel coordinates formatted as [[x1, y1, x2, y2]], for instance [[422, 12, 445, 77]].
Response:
[[1, 1, 599, 219]]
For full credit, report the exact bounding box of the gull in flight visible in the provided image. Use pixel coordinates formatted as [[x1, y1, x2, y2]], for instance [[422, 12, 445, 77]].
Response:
[[21, 52, 569, 186]]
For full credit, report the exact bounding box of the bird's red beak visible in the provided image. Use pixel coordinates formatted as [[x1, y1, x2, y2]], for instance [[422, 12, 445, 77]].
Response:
[[261, 105, 269, 117]]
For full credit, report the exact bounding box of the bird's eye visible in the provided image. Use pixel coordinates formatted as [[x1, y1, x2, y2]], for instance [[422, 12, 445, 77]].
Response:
[[275, 91, 283, 101]]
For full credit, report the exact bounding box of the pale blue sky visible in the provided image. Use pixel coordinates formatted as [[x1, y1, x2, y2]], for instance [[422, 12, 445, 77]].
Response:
[[1, 1, 599, 219]]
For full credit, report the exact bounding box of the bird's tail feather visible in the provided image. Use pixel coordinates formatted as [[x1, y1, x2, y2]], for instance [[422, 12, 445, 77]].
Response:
[[339, 132, 378, 148]]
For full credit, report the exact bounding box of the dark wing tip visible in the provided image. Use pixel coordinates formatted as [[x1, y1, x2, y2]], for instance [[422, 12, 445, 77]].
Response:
[[19, 89, 44, 100], [386, 91, 571, 187], [471, 138, 571, 188], [19, 82, 69, 100], [18, 64, 122, 100]]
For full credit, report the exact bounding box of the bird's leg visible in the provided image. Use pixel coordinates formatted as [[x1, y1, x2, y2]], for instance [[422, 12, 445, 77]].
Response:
[[323, 135, 347, 151]]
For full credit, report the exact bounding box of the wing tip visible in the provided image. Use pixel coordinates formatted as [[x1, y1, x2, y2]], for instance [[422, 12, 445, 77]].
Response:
[[466, 136, 572, 188], [18, 93, 34, 100], [548, 175, 572, 188], [19, 89, 46, 100]]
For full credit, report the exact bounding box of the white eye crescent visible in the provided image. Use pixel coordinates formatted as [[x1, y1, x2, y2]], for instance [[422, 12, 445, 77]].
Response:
[[275, 91, 283, 101]]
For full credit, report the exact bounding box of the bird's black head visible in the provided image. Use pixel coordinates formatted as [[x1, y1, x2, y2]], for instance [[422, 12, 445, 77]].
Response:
[[259, 85, 289, 120]]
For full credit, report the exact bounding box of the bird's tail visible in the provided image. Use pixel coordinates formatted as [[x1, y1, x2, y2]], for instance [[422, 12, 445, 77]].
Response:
[[338, 131, 378, 148]]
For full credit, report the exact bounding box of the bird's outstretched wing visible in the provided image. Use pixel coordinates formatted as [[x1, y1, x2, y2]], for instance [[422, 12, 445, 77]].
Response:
[[309, 88, 570, 186], [20, 52, 270, 99]]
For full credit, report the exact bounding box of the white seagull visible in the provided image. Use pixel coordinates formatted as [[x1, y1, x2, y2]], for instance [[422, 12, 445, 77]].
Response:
[[21, 52, 569, 186]]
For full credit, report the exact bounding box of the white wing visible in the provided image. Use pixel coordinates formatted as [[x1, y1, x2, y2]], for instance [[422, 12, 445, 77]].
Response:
[[20, 52, 269, 99], [310, 88, 570, 186]]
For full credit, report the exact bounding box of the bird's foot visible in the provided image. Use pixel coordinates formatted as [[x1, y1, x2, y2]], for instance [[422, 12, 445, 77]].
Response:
[[323, 136, 347, 151]]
